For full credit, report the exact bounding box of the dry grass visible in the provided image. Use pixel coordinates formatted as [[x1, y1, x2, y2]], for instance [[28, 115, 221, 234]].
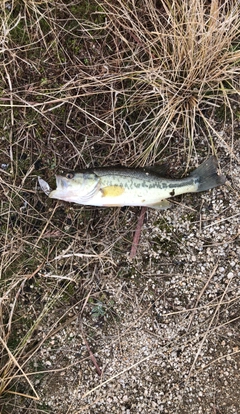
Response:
[[1, 1, 240, 166], [0, 0, 240, 413], [96, 0, 240, 164]]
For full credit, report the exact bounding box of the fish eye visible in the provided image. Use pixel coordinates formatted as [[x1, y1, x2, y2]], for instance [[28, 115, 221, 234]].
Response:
[[65, 172, 74, 179]]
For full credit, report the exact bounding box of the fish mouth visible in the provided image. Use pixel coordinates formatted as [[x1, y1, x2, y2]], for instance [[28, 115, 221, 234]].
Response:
[[55, 175, 69, 189], [47, 175, 71, 200], [39, 175, 73, 200]]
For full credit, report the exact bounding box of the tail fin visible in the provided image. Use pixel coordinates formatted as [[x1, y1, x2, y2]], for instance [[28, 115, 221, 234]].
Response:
[[190, 156, 226, 192]]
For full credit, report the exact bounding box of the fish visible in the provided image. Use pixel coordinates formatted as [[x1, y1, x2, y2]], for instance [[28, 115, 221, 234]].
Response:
[[38, 156, 226, 209]]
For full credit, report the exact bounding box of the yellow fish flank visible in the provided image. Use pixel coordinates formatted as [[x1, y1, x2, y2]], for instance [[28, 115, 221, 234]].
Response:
[[39, 156, 226, 210]]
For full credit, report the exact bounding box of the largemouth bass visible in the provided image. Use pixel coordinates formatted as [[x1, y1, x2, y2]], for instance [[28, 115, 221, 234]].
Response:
[[38, 156, 225, 209]]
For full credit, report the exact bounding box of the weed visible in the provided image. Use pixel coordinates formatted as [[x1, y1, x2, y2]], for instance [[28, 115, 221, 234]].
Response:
[[96, 0, 240, 163]]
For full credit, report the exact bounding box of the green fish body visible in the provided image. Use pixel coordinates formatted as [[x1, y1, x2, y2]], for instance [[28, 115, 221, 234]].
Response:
[[39, 156, 225, 209]]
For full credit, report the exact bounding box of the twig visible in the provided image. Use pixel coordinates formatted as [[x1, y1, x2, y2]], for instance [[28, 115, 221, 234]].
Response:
[[79, 319, 102, 377], [130, 207, 147, 259], [187, 263, 218, 330]]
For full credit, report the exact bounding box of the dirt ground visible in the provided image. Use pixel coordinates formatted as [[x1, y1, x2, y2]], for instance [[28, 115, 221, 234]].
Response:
[[0, 1, 240, 413]]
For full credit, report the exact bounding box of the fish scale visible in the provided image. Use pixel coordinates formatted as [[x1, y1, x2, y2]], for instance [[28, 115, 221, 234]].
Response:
[[38, 156, 226, 209]]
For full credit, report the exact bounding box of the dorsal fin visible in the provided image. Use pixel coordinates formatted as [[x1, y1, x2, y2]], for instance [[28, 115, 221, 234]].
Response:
[[142, 163, 169, 177]]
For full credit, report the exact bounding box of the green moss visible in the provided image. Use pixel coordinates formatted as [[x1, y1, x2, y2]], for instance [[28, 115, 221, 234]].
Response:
[[69, 2, 104, 22], [9, 19, 30, 45], [214, 103, 232, 122]]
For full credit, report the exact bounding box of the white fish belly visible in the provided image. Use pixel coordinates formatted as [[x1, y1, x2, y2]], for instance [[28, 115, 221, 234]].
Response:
[[84, 182, 198, 207]]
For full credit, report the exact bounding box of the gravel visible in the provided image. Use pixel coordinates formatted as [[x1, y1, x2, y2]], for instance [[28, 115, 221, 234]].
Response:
[[26, 147, 240, 414]]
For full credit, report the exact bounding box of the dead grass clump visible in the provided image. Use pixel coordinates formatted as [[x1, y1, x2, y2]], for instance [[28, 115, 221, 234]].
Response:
[[1, 0, 239, 167], [98, 0, 240, 163]]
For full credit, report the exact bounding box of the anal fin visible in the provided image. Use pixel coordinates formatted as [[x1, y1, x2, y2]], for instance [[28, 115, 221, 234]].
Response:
[[147, 199, 172, 210]]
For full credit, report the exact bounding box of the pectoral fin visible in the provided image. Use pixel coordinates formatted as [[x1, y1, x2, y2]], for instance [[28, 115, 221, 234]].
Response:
[[147, 199, 172, 210], [101, 185, 125, 197]]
